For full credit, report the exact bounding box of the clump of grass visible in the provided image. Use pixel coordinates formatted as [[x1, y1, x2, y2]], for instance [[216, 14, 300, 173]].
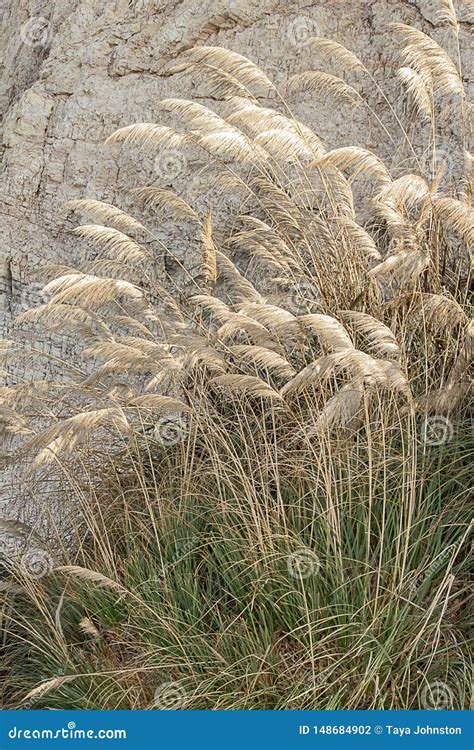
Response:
[[1, 423, 472, 709], [0, 4, 472, 710]]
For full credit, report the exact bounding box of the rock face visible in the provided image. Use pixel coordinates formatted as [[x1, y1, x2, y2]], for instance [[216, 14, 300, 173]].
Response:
[[0, 0, 471, 523], [1, 0, 471, 350]]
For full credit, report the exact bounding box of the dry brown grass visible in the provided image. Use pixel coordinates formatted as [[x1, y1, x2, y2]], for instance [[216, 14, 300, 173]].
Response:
[[0, 8, 472, 710]]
